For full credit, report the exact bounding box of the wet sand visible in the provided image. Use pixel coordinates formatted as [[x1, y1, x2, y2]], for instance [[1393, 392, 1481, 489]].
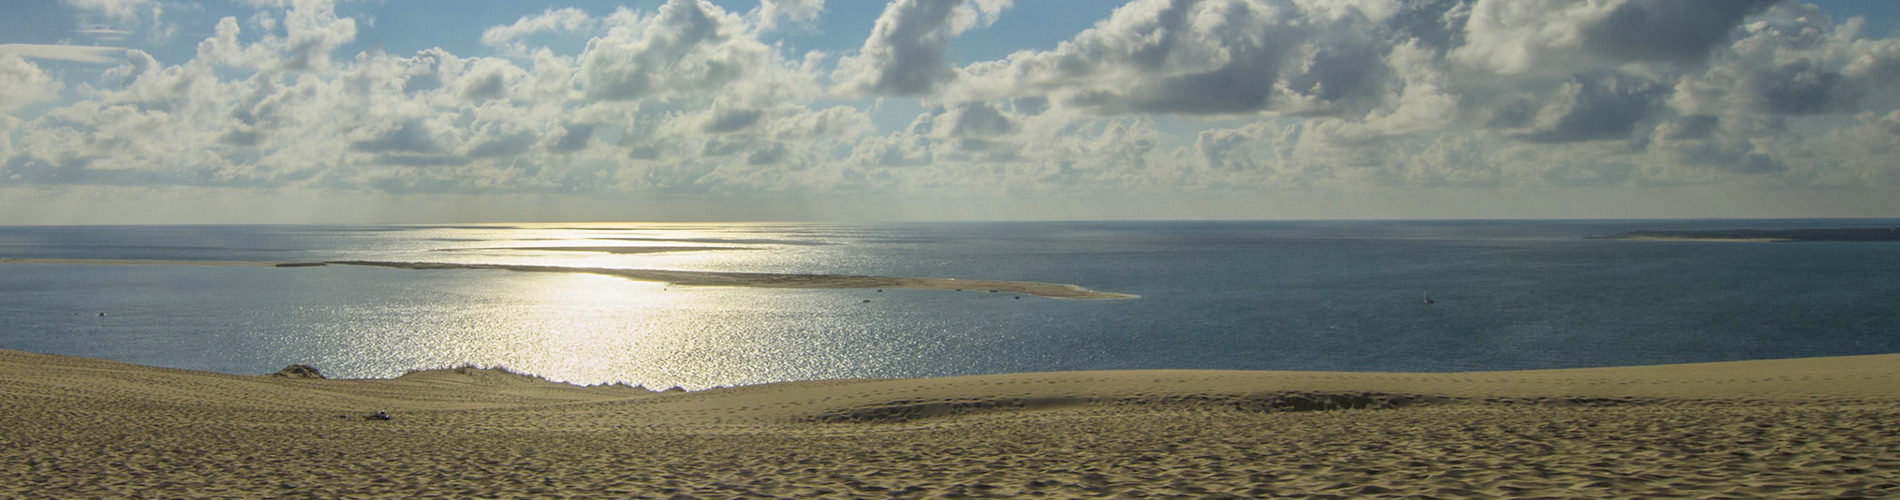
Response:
[[3, 348, 1897, 498]]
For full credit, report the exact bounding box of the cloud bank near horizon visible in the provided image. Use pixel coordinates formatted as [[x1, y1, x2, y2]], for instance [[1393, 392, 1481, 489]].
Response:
[[4, 0, 1900, 221]]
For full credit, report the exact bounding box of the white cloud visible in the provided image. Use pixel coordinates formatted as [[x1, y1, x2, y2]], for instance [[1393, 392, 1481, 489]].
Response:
[[0, 44, 125, 64], [278, 0, 357, 71], [751, 0, 825, 33], [7, 0, 1900, 220], [0, 56, 62, 112], [575, 0, 776, 102], [954, 0, 1368, 116], [831, 0, 1013, 97], [481, 8, 596, 53], [64, 0, 173, 44], [63, 0, 160, 25], [1452, 0, 1777, 74]]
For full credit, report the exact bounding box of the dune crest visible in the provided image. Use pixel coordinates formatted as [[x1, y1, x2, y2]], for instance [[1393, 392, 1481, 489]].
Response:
[[4, 348, 1900, 498]]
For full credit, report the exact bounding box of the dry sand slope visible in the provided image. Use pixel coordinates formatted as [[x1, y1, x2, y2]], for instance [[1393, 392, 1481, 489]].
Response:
[[3, 348, 1899, 499]]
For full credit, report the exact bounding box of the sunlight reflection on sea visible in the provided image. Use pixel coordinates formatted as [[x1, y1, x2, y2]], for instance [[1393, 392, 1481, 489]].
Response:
[[3, 220, 1899, 390]]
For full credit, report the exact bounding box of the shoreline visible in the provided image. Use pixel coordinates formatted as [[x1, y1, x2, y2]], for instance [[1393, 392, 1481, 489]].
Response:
[[3, 348, 1897, 497]]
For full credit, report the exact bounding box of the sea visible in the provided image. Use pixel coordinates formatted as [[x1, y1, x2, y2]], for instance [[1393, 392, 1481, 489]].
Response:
[[1, 219, 1896, 390]]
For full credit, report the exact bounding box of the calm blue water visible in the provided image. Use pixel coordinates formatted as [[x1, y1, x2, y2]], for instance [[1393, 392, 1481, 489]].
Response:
[[1, 220, 1897, 389]]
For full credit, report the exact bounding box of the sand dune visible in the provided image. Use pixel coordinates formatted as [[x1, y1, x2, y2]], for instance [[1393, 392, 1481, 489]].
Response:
[[3, 348, 1898, 498]]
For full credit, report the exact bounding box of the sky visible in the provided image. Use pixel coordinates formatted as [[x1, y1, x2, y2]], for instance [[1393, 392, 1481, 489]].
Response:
[[3, 0, 1900, 224]]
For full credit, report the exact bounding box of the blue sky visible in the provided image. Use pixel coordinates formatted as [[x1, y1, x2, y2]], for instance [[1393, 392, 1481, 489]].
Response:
[[4, 0, 1900, 223]]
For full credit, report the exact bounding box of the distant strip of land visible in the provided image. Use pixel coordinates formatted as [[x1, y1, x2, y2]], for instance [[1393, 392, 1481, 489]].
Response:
[[0, 258, 276, 267], [316, 260, 1136, 299], [0, 258, 1135, 300], [1593, 227, 1900, 242], [437, 246, 749, 254]]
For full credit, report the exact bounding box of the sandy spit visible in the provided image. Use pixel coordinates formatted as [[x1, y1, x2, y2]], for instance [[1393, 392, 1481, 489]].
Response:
[[0, 258, 278, 267], [439, 246, 752, 254], [3, 349, 1898, 499], [1603, 236, 1793, 243], [322, 260, 1138, 300], [0, 258, 1136, 300]]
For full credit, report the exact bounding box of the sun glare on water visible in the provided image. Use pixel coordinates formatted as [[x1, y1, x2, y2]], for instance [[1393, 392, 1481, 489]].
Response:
[[326, 223, 857, 388]]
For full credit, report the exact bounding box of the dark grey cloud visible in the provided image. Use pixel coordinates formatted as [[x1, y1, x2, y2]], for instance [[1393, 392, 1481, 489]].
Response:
[[1291, 45, 1384, 103], [547, 124, 594, 153], [1075, 0, 1307, 116], [960, 0, 1406, 117], [1384, 0, 1467, 51], [1661, 115, 1720, 141], [351, 119, 442, 154], [1747, 59, 1857, 116], [704, 108, 763, 133], [1517, 74, 1667, 144], [220, 128, 263, 147], [467, 130, 538, 158], [460, 72, 506, 101], [746, 142, 787, 165], [1581, 0, 1777, 67], [628, 145, 662, 160], [947, 102, 1014, 136]]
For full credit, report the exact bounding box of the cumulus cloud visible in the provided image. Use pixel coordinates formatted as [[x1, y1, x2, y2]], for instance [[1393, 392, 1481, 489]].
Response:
[[832, 0, 1012, 96], [1453, 0, 1776, 74], [6, 0, 1900, 216], [751, 0, 826, 33], [481, 8, 596, 53], [576, 0, 775, 102], [955, 0, 1393, 116], [0, 56, 63, 112], [278, 0, 357, 71]]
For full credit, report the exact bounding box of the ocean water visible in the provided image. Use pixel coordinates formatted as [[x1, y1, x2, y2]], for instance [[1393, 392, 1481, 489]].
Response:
[[1, 220, 1897, 389]]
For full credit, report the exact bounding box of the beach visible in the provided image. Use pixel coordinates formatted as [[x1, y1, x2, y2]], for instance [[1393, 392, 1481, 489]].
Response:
[[4, 348, 1897, 498]]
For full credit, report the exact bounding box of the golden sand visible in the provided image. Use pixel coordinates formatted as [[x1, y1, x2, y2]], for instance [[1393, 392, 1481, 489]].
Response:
[[3, 348, 1897, 498]]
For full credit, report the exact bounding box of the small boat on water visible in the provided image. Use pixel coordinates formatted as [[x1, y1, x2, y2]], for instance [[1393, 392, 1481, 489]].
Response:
[[1423, 296, 1435, 304]]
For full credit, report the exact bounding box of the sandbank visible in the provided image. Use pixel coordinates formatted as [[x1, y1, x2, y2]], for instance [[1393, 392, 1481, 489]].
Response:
[[0, 257, 1136, 299], [322, 260, 1137, 299], [441, 245, 750, 254], [1602, 235, 1792, 243], [0, 257, 277, 267], [3, 348, 1897, 498], [1595, 227, 1900, 242]]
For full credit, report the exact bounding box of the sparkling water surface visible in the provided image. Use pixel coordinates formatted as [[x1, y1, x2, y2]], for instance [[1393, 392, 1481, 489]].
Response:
[[1, 220, 1896, 389]]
